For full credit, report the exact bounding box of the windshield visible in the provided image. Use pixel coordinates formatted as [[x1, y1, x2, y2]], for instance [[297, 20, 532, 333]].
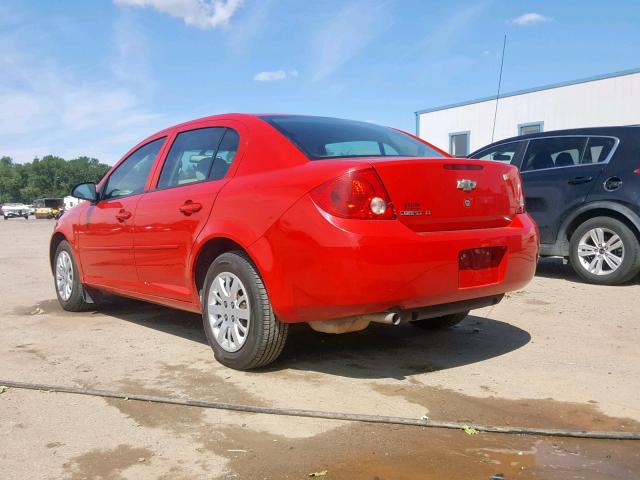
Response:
[[261, 115, 444, 160]]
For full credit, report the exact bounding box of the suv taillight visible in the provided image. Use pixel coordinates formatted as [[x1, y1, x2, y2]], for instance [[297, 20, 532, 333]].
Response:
[[310, 168, 396, 220]]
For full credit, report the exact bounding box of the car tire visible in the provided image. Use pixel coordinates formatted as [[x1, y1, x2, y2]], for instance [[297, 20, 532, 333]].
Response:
[[202, 251, 289, 370], [569, 216, 640, 285], [410, 310, 470, 329], [3, 216, 6, 220], [54, 240, 92, 311]]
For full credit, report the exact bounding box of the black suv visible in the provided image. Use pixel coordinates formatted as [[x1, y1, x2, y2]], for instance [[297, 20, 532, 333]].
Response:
[[469, 126, 640, 285]]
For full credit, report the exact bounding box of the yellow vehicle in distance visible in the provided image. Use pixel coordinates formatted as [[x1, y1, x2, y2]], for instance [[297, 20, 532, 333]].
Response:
[[33, 198, 64, 219]]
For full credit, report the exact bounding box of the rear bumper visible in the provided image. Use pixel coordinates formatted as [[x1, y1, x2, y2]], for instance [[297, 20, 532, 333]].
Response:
[[250, 196, 538, 323]]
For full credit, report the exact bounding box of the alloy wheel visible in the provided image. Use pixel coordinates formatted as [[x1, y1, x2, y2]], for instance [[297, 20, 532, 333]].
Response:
[[577, 227, 624, 276], [207, 272, 251, 352], [56, 251, 74, 301]]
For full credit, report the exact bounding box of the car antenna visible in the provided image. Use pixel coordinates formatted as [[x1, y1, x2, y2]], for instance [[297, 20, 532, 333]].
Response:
[[491, 34, 507, 143]]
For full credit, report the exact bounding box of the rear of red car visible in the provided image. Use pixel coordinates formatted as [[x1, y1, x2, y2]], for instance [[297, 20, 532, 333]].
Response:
[[250, 116, 538, 324]]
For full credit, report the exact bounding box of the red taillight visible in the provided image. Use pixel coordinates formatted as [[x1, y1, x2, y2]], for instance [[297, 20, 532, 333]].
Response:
[[515, 172, 526, 214], [443, 163, 484, 170], [634, 168, 640, 175], [503, 169, 525, 214], [310, 168, 396, 220]]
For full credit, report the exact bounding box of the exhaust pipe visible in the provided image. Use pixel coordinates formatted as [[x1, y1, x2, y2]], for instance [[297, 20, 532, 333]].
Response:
[[363, 311, 401, 326], [307, 310, 402, 334]]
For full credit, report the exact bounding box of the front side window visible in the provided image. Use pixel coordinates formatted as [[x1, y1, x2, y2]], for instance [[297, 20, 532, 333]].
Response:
[[261, 115, 444, 159], [449, 132, 469, 157], [522, 137, 587, 172], [583, 137, 616, 164], [473, 141, 524, 164], [103, 137, 165, 200], [157, 128, 226, 189]]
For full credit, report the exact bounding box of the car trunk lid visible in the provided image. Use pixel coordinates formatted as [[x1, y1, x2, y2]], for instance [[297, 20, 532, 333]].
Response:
[[369, 157, 522, 232]]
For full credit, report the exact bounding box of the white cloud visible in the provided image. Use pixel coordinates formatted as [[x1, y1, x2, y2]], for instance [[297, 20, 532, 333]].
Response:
[[114, 0, 242, 29], [111, 11, 152, 94], [225, 0, 272, 53], [0, 14, 166, 164], [511, 13, 551, 26], [254, 69, 298, 82], [311, 0, 391, 81], [408, 2, 488, 56]]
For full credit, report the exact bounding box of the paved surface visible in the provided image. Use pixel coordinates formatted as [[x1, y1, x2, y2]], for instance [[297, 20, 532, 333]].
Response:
[[1, 219, 639, 479]]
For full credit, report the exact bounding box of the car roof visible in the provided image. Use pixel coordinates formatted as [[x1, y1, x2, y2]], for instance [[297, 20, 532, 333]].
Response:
[[151, 113, 402, 135], [471, 125, 640, 155]]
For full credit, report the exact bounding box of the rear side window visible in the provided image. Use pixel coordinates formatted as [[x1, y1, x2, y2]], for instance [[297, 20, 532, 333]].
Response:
[[210, 129, 240, 180], [583, 137, 616, 164], [157, 127, 230, 189], [261, 115, 443, 159], [522, 137, 587, 171], [103, 137, 165, 200], [472, 141, 524, 164]]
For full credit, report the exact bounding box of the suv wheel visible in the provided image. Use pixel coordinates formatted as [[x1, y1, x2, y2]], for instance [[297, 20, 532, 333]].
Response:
[[410, 311, 469, 329], [202, 252, 289, 370], [569, 216, 640, 285], [54, 240, 93, 311]]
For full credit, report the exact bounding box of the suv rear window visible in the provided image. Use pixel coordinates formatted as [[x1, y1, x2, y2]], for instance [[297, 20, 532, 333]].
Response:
[[260, 115, 443, 160], [583, 137, 616, 164]]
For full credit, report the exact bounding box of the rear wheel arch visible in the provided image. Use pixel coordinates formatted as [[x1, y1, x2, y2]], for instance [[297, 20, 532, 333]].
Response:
[[193, 237, 263, 300], [560, 203, 640, 246]]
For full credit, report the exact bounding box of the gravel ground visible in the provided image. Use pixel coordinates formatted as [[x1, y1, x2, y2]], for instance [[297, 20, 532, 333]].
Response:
[[0, 219, 639, 479]]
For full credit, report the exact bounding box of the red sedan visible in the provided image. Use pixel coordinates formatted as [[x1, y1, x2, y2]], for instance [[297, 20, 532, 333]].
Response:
[[51, 114, 538, 369]]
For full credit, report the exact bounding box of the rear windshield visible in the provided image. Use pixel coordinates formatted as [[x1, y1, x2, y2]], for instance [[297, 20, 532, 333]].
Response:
[[261, 115, 444, 160]]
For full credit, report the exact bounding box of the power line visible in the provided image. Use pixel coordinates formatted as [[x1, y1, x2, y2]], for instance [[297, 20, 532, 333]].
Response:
[[491, 34, 507, 143]]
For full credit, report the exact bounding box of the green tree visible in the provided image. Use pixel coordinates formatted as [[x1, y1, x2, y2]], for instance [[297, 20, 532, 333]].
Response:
[[0, 155, 110, 204]]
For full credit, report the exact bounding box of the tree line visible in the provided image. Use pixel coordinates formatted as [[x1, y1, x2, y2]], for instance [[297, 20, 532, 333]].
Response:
[[0, 155, 111, 204]]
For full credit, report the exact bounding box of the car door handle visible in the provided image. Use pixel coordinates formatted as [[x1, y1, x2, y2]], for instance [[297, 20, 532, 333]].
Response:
[[179, 201, 202, 216], [115, 209, 132, 222], [567, 176, 593, 185]]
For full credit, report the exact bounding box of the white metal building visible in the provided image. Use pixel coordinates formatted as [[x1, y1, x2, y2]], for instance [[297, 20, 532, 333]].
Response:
[[63, 195, 81, 209], [415, 68, 640, 156]]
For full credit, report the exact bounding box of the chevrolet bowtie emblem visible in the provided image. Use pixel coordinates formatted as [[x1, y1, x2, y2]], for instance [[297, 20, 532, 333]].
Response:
[[457, 179, 477, 192]]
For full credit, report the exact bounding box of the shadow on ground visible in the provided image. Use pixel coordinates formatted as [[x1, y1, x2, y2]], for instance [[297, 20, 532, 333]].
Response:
[[274, 316, 530, 379], [73, 297, 532, 380]]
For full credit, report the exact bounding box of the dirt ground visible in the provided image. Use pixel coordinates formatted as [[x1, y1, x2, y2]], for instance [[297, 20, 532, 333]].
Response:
[[0, 219, 639, 479]]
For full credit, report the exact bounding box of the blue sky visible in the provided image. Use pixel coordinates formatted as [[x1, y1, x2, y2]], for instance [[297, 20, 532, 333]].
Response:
[[1, 0, 639, 164]]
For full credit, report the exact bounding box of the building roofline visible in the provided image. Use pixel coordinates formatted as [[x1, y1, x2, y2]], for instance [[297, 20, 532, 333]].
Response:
[[415, 67, 640, 115]]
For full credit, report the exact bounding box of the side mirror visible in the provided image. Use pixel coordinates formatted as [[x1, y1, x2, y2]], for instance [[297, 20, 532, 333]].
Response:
[[71, 182, 98, 202]]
